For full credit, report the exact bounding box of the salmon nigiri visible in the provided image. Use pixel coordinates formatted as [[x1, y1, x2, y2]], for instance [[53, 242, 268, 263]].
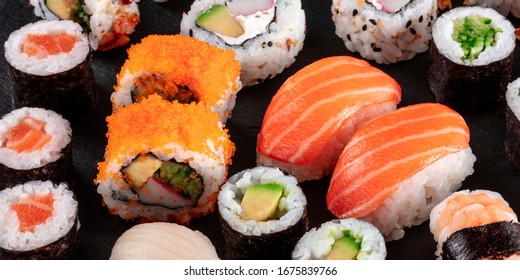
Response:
[[327, 103, 477, 241], [257, 56, 401, 182]]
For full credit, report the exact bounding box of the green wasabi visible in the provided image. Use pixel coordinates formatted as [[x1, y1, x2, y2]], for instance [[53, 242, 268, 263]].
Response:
[[452, 15, 502, 61]]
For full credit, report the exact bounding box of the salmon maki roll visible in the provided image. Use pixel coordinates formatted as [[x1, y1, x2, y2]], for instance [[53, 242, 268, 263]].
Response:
[[257, 56, 401, 182], [111, 35, 242, 123], [429, 189, 519, 259], [327, 103, 476, 241]]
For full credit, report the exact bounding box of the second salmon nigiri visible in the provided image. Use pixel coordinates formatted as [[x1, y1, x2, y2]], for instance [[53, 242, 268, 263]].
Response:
[[257, 56, 401, 182], [327, 103, 477, 241]]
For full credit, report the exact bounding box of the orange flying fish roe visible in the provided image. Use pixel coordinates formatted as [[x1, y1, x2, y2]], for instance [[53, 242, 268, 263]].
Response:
[[96, 95, 235, 182], [114, 35, 241, 107]]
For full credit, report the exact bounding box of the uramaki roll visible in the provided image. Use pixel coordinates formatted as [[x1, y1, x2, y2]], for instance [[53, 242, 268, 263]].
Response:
[[96, 95, 235, 225]]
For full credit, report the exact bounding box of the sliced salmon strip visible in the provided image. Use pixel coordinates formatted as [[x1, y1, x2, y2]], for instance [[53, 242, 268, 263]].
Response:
[[10, 193, 55, 232], [327, 103, 471, 218], [22, 32, 78, 59], [3, 117, 51, 153]]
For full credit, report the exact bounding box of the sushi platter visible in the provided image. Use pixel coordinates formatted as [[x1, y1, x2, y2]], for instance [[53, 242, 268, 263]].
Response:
[[1, 0, 520, 260]]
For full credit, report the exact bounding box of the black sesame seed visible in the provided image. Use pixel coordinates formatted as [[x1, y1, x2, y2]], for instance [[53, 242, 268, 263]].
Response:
[[347, 34, 351, 41], [410, 28, 416, 35], [406, 20, 412, 28], [369, 19, 377, 25], [362, 25, 367, 31], [419, 15, 423, 22], [189, 29, 193, 37], [430, 15, 434, 21], [371, 43, 382, 52], [268, 41, 273, 47], [353, 9, 358, 17]]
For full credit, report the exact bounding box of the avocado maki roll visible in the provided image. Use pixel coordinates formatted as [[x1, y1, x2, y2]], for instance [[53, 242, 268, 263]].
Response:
[[292, 218, 386, 260], [95, 95, 235, 225], [427, 6, 516, 112], [217, 166, 309, 259]]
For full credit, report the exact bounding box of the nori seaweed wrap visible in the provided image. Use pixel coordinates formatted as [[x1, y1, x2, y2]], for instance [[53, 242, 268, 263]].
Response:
[[427, 6, 515, 112], [442, 221, 520, 260], [217, 166, 309, 259], [0, 107, 74, 190], [4, 20, 97, 121]]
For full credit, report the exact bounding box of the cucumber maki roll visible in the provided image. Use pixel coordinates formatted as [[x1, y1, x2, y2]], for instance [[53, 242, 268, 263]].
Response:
[[4, 20, 97, 121], [0, 107, 73, 190], [292, 218, 386, 260], [95, 95, 235, 225], [464, 0, 520, 18], [427, 6, 516, 112], [180, 0, 306, 86], [332, 0, 438, 64], [0, 181, 79, 260], [217, 166, 309, 259]]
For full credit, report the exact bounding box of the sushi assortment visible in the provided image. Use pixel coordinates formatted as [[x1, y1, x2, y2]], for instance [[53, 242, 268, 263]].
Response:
[[0, 0, 520, 260]]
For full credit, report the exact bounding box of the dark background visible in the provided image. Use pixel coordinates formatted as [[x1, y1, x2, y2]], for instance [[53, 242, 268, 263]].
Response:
[[1, 0, 519, 260]]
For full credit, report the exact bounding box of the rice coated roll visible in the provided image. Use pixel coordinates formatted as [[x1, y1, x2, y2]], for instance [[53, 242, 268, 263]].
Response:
[[292, 218, 386, 260], [29, 0, 141, 51], [0, 181, 80, 260], [464, 0, 520, 18], [505, 78, 520, 171], [180, 0, 306, 86], [96, 95, 235, 225], [109, 222, 220, 260], [0, 107, 73, 190], [429, 189, 519, 259], [217, 166, 309, 259], [327, 103, 476, 241], [427, 6, 516, 112], [111, 35, 242, 123], [4, 20, 97, 121], [331, 0, 437, 64]]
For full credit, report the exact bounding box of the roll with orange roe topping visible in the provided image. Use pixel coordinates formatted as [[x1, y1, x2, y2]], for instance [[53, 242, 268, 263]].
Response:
[[111, 35, 242, 123], [96, 95, 235, 224]]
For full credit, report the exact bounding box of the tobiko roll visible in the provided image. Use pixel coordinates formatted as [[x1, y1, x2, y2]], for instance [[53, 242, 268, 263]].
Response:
[[427, 6, 516, 112], [505, 78, 520, 171], [29, 0, 140, 51], [4, 20, 97, 121], [180, 0, 306, 86], [327, 103, 476, 241], [96, 95, 235, 225], [111, 35, 242, 123], [217, 166, 309, 259], [331, 0, 437, 64], [0, 107, 73, 190], [429, 189, 520, 259], [292, 219, 386, 260], [0, 181, 79, 260]]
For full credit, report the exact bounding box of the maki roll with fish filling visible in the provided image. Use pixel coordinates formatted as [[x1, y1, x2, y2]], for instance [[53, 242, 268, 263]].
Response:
[[111, 35, 242, 123], [427, 7, 516, 112], [292, 218, 386, 260], [0, 107, 73, 190], [464, 0, 520, 18], [218, 166, 309, 259], [4, 20, 96, 121], [96, 95, 235, 225], [331, 0, 437, 64], [429, 189, 518, 258], [505, 78, 520, 171], [181, 0, 306, 86], [0, 181, 79, 260], [29, 0, 140, 51], [110, 222, 220, 260], [442, 221, 520, 260]]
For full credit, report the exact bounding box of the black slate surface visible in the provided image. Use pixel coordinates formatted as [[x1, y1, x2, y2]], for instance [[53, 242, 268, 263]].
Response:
[[0, 0, 519, 260]]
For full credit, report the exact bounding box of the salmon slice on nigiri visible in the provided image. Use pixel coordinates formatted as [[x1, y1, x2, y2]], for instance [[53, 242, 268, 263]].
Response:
[[327, 103, 476, 241], [256, 56, 401, 182]]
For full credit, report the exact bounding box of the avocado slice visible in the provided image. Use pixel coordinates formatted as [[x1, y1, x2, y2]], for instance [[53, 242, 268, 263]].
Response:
[[195, 4, 244, 38], [325, 235, 361, 260], [240, 183, 284, 221], [46, 0, 79, 20], [122, 155, 163, 188]]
